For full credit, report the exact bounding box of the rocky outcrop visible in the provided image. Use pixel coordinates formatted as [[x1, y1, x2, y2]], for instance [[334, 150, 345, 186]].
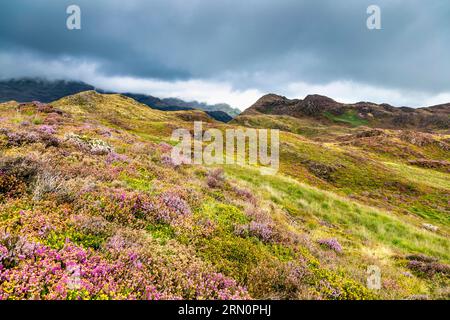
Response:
[[241, 94, 450, 130]]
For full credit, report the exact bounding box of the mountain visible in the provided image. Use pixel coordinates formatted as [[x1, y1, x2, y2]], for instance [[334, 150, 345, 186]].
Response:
[[239, 94, 450, 130], [159, 98, 241, 117], [202, 110, 233, 123], [0, 78, 238, 122], [122, 93, 235, 122]]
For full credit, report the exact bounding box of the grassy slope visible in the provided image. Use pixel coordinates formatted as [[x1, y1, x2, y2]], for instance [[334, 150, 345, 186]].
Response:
[[0, 92, 449, 299], [323, 110, 369, 127]]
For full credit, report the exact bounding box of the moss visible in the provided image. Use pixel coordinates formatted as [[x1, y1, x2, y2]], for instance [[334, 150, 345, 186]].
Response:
[[44, 230, 105, 250], [146, 223, 175, 244], [198, 201, 250, 231], [268, 244, 296, 262], [32, 117, 44, 125], [308, 264, 375, 300], [119, 168, 155, 192], [196, 235, 270, 283]]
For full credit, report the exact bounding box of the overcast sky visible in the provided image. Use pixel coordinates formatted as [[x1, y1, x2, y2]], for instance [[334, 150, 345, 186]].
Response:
[[1, 0, 449, 109]]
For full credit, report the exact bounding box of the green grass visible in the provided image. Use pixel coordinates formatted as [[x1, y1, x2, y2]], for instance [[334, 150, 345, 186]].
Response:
[[324, 110, 368, 127], [383, 162, 450, 191], [225, 165, 450, 262]]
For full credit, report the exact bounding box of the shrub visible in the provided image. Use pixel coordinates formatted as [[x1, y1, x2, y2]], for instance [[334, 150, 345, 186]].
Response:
[[103, 233, 250, 299], [32, 101, 62, 114], [3, 131, 40, 146], [0, 171, 26, 200], [65, 133, 113, 155], [33, 171, 64, 200], [161, 192, 191, 217], [90, 139, 114, 155], [20, 121, 31, 127], [105, 152, 128, 165], [233, 186, 257, 205], [0, 240, 170, 300], [158, 142, 173, 153], [207, 169, 225, 188], [1, 128, 59, 147], [32, 171, 69, 201], [406, 254, 438, 263], [40, 133, 60, 147], [86, 190, 191, 227], [38, 125, 56, 135], [407, 259, 450, 277], [71, 215, 111, 237], [401, 254, 450, 280], [0, 156, 40, 183], [248, 259, 312, 299], [317, 238, 343, 253], [161, 154, 176, 167], [244, 207, 270, 223], [235, 221, 274, 242], [147, 192, 192, 224], [160, 154, 190, 168]]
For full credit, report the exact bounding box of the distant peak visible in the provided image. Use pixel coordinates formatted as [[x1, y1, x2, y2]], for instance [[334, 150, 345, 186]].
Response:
[[257, 93, 287, 102], [303, 94, 337, 104]]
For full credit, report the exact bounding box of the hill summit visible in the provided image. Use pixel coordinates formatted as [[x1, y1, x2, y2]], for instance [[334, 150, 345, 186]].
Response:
[[242, 93, 450, 130]]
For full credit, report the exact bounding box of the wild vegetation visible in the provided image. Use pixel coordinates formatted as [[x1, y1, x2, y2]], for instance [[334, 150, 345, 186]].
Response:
[[0, 91, 449, 300]]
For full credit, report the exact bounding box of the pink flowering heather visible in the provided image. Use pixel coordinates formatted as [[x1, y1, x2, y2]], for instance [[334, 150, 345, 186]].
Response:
[[317, 238, 343, 253], [191, 272, 249, 300], [105, 152, 129, 165], [150, 193, 191, 224], [233, 186, 257, 205], [158, 142, 173, 153], [161, 192, 191, 217], [235, 221, 274, 242], [0, 245, 8, 271], [39, 125, 56, 135], [102, 233, 250, 300], [0, 240, 170, 300], [161, 154, 176, 167], [207, 169, 225, 188], [161, 153, 191, 167], [20, 121, 31, 127]]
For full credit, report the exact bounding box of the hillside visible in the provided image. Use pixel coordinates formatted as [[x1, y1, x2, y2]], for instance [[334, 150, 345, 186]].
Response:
[[0, 78, 239, 122], [0, 91, 449, 300], [238, 94, 450, 131]]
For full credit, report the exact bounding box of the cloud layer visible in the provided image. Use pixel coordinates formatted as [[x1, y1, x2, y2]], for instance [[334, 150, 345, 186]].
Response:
[[1, 0, 449, 109]]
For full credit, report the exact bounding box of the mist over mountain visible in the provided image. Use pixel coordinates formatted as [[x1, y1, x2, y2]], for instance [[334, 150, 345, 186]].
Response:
[[122, 93, 238, 120], [0, 78, 95, 103]]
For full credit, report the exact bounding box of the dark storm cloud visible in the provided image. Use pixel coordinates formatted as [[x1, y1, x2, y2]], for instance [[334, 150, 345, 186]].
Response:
[[0, 0, 449, 93]]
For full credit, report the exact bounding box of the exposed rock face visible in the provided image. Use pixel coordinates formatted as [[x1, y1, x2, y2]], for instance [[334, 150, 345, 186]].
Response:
[[241, 94, 450, 130]]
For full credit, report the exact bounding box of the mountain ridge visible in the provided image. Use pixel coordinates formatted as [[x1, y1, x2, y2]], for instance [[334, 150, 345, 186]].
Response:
[[240, 93, 450, 130]]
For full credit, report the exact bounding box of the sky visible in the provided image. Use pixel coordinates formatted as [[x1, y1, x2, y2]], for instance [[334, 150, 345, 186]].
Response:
[[0, 0, 449, 109]]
